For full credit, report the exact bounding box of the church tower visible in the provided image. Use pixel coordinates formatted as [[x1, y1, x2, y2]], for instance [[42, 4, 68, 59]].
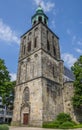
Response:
[[12, 6, 64, 127]]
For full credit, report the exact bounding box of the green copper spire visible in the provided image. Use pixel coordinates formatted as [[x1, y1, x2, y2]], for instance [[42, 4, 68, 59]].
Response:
[[31, 5, 48, 26], [36, 5, 44, 13]]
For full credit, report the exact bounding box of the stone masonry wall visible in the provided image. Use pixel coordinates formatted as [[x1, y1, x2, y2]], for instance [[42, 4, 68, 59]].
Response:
[[12, 22, 64, 127], [19, 24, 41, 60], [42, 78, 63, 122], [41, 24, 60, 60], [63, 82, 77, 122], [16, 50, 42, 85], [41, 50, 63, 85], [12, 78, 43, 127]]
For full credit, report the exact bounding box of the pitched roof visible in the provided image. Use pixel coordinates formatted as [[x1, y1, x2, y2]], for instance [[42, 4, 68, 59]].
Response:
[[64, 66, 75, 81]]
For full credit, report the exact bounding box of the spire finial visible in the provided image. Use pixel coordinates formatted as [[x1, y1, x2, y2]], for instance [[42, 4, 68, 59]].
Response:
[[32, 3, 48, 26], [38, 2, 41, 8]]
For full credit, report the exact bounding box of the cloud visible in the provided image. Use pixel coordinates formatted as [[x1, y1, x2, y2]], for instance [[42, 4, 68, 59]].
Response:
[[75, 48, 82, 54], [62, 53, 77, 68], [77, 40, 82, 45], [71, 36, 82, 46], [33, 0, 55, 12], [0, 19, 20, 44], [67, 29, 71, 35], [10, 73, 16, 81], [72, 35, 76, 44]]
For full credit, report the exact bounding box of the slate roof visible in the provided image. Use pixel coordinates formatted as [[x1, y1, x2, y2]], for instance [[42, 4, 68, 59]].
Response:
[[64, 66, 75, 81]]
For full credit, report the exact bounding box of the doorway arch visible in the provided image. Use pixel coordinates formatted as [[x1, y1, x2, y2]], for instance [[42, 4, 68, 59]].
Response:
[[21, 104, 30, 125], [21, 87, 30, 125]]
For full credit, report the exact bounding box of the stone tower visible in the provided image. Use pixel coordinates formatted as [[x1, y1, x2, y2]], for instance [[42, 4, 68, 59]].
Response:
[[12, 6, 64, 127]]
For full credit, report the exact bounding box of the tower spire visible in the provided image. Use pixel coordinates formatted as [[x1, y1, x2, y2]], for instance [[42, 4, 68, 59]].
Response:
[[31, 5, 48, 26]]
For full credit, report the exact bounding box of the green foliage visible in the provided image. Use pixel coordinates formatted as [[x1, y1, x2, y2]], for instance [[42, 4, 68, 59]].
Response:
[[0, 125, 9, 130], [43, 121, 60, 128], [43, 113, 75, 129], [74, 124, 82, 128], [43, 111, 82, 129], [71, 55, 82, 108], [0, 58, 16, 109], [56, 112, 72, 124], [0, 59, 10, 83], [59, 121, 74, 129], [6, 81, 16, 110]]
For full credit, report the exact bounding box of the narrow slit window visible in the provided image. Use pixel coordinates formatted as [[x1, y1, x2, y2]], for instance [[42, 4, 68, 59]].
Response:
[[53, 66, 55, 77], [28, 42, 31, 52], [34, 37, 37, 48], [23, 45, 26, 55], [47, 40, 50, 51], [53, 46, 56, 56]]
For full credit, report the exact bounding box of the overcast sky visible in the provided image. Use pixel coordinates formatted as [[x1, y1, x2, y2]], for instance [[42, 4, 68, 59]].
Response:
[[0, 0, 82, 80]]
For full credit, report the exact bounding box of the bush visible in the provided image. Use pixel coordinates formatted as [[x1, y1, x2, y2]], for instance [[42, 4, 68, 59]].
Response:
[[59, 121, 74, 129], [0, 124, 9, 130], [74, 124, 82, 128], [56, 113, 72, 124], [43, 113, 76, 129], [43, 121, 60, 128]]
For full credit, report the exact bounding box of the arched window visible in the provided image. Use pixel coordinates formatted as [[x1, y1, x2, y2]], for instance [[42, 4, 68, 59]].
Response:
[[38, 16, 42, 22], [33, 20, 36, 25], [23, 87, 29, 102]]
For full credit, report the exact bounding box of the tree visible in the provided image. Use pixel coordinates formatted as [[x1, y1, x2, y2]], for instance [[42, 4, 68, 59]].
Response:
[[0, 58, 16, 108], [0, 58, 10, 84], [71, 55, 82, 108], [6, 81, 16, 110]]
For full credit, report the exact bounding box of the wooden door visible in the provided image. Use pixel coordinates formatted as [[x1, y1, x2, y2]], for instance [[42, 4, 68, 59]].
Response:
[[23, 113, 29, 125]]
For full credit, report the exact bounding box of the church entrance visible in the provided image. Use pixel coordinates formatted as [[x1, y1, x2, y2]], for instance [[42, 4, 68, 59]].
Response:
[[23, 113, 29, 125]]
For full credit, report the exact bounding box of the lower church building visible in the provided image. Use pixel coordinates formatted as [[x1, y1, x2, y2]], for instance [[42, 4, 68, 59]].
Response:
[[12, 6, 79, 127]]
